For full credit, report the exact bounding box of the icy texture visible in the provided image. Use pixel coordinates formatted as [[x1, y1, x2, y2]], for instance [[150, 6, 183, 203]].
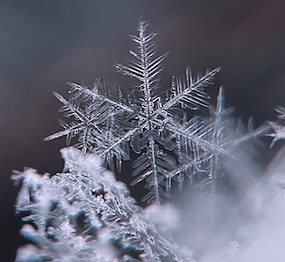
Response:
[[12, 147, 193, 262]]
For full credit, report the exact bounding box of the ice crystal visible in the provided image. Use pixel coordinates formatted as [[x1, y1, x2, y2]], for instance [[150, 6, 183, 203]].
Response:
[[44, 79, 132, 170], [12, 147, 193, 262], [193, 87, 269, 192], [45, 21, 221, 204], [44, 21, 268, 205]]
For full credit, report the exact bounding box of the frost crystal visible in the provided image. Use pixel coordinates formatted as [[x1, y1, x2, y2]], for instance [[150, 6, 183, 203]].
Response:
[[45, 21, 221, 204], [12, 147, 193, 262], [198, 87, 269, 192]]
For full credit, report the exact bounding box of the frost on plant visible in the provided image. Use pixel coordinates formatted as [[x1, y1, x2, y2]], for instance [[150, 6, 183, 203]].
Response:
[[13, 147, 193, 262]]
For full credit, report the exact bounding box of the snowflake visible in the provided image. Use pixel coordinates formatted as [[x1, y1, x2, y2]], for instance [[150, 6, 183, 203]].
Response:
[[45, 21, 222, 204]]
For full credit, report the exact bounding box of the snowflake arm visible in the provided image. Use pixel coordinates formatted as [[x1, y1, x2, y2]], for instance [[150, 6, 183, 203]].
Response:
[[264, 106, 285, 147], [233, 123, 270, 147], [44, 81, 134, 167], [68, 81, 133, 113], [162, 67, 221, 111], [115, 21, 168, 118]]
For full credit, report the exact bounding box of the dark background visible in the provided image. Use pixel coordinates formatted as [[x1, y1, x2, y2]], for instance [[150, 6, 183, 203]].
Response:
[[1, 1, 285, 260]]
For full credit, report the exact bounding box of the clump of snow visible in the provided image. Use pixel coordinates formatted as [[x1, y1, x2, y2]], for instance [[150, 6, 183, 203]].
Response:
[[200, 172, 285, 262], [169, 159, 285, 262]]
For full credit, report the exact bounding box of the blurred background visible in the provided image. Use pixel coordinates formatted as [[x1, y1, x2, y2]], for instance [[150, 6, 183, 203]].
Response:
[[1, 0, 285, 260]]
